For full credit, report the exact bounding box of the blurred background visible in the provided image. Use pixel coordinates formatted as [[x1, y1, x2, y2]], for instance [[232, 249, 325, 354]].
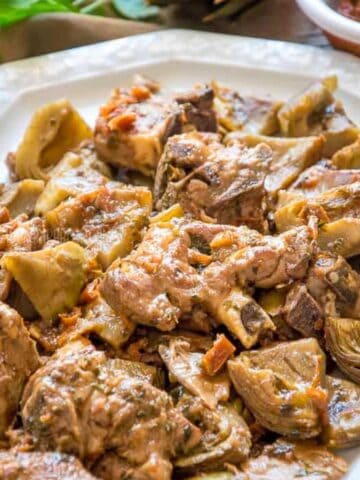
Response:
[[1, 0, 359, 62]]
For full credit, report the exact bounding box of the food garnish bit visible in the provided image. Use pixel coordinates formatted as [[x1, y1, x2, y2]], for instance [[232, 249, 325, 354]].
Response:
[[1, 74, 360, 479]]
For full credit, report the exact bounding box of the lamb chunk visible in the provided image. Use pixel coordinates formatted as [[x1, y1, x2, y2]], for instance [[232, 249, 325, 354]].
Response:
[[21, 340, 200, 480], [154, 131, 271, 231], [95, 80, 217, 176], [324, 375, 360, 449], [101, 220, 203, 331], [228, 338, 327, 438], [0, 451, 95, 480], [46, 185, 152, 269], [239, 439, 347, 480], [175, 86, 217, 132], [0, 302, 40, 438], [212, 81, 282, 135], [284, 282, 324, 337]]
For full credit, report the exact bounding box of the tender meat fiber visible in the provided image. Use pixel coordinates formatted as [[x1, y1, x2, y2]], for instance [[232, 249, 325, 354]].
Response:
[[0, 302, 40, 438], [154, 131, 271, 230], [95, 80, 217, 176], [21, 340, 200, 480], [46, 185, 152, 268], [101, 221, 203, 331], [239, 439, 347, 480], [228, 338, 328, 438], [0, 451, 95, 480]]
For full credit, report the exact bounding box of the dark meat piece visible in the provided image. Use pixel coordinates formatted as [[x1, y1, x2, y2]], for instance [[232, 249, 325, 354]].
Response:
[[0, 302, 40, 438], [283, 282, 324, 337], [0, 451, 95, 480], [324, 375, 360, 449], [212, 81, 282, 135], [21, 340, 200, 480], [240, 438, 347, 480], [228, 338, 327, 438], [95, 79, 216, 176], [174, 392, 251, 473], [325, 316, 360, 383], [46, 184, 152, 269], [154, 131, 271, 231]]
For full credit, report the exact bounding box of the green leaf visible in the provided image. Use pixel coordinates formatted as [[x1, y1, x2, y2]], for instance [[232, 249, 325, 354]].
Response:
[[0, 0, 78, 28], [112, 0, 159, 19]]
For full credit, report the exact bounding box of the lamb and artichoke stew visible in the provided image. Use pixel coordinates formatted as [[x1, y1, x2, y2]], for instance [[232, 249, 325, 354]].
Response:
[[1, 74, 360, 479]]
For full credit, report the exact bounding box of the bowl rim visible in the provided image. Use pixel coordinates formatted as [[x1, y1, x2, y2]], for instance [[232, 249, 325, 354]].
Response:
[[296, 0, 360, 44]]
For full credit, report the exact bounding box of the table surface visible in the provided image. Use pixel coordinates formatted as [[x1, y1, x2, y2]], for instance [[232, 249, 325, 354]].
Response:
[[162, 0, 330, 48]]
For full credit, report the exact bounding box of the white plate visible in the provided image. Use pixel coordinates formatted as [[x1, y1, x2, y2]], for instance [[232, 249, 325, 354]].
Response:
[[0, 29, 360, 478]]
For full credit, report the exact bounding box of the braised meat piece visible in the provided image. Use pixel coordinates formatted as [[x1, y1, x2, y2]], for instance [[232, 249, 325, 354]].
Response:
[[46, 185, 152, 268], [174, 392, 251, 473], [21, 340, 200, 480], [95, 79, 216, 176], [228, 338, 327, 438], [324, 376, 360, 449], [0, 302, 40, 438], [154, 131, 272, 230], [239, 439, 347, 480], [0, 451, 95, 480], [278, 76, 358, 157], [212, 81, 282, 135], [101, 220, 204, 331]]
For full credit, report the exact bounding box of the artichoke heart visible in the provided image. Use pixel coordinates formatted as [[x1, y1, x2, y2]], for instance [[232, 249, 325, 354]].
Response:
[[275, 181, 360, 258], [278, 76, 358, 157], [15, 99, 92, 180], [46, 185, 152, 269], [228, 338, 327, 438], [325, 316, 360, 383], [226, 132, 324, 194], [0, 179, 44, 217], [174, 392, 251, 473], [35, 143, 111, 215], [2, 242, 86, 323], [332, 136, 360, 169], [212, 81, 282, 135], [324, 375, 360, 449]]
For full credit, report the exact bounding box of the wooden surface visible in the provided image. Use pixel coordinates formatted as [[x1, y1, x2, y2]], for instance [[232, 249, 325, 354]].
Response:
[[162, 0, 330, 48]]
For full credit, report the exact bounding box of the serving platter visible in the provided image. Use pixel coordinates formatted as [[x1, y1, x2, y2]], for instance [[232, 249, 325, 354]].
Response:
[[0, 29, 360, 478]]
